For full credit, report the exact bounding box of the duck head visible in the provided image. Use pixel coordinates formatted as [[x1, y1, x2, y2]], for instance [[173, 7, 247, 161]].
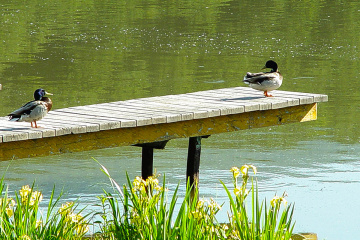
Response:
[[34, 88, 53, 100], [262, 60, 278, 72]]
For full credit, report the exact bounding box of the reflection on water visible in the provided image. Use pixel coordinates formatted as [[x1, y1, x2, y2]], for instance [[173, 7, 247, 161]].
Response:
[[1, 0, 360, 239]]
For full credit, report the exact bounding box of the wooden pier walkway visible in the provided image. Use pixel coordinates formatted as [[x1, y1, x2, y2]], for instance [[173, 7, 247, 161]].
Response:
[[0, 87, 327, 185]]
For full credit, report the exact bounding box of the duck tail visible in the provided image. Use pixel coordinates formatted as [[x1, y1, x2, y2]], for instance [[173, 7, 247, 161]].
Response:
[[243, 74, 251, 83], [8, 114, 21, 121]]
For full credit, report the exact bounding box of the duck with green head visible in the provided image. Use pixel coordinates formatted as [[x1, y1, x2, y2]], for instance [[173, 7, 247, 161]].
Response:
[[8, 88, 53, 128], [243, 60, 283, 97]]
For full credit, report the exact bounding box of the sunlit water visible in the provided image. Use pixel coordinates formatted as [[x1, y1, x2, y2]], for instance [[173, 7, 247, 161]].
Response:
[[1, 1, 360, 239]]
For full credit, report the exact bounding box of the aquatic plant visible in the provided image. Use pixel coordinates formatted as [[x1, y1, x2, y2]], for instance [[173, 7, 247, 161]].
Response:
[[223, 165, 294, 240], [0, 162, 294, 239], [95, 161, 295, 240], [0, 176, 89, 240], [95, 170, 225, 239]]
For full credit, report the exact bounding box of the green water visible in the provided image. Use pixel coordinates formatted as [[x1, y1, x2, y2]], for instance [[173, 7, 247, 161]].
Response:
[[1, 1, 360, 239]]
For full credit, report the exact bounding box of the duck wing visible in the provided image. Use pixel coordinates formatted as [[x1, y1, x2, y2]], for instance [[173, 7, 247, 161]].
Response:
[[8, 100, 42, 119], [245, 71, 265, 78], [243, 72, 277, 84]]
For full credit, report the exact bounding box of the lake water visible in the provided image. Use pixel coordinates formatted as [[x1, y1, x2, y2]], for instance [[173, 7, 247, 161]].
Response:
[[1, 1, 360, 239]]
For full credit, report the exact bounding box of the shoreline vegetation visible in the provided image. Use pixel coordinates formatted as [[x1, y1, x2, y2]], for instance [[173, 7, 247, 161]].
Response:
[[0, 162, 295, 240]]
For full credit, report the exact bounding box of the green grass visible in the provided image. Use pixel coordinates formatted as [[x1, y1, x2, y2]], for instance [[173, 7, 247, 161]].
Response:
[[0, 163, 295, 240]]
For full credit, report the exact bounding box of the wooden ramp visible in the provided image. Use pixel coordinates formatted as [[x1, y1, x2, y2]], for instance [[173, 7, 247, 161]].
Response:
[[0, 87, 327, 184]]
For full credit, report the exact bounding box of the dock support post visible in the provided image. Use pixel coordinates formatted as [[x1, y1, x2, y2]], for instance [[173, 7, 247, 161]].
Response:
[[134, 140, 169, 180], [141, 146, 154, 180], [186, 135, 210, 199], [186, 136, 210, 199], [186, 136, 201, 193]]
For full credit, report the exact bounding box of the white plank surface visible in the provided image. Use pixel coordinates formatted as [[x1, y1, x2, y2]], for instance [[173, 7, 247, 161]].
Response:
[[0, 87, 328, 143]]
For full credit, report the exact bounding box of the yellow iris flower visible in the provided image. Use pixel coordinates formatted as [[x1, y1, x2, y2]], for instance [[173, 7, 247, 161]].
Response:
[[230, 167, 241, 179], [19, 185, 43, 206], [240, 165, 257, 176], [270, 195, 288, 207]]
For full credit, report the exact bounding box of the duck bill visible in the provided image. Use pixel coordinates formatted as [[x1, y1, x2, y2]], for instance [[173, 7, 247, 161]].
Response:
[[45, 91, 53, 95]]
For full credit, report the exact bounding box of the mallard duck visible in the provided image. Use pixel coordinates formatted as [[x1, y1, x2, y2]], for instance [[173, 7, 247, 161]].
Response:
[[8, 88, 53, 128], [243, 60, 283, 97]]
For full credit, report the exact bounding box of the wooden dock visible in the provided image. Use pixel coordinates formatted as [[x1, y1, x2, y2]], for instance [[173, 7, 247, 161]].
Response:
[[0, 87, 327, 185]]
